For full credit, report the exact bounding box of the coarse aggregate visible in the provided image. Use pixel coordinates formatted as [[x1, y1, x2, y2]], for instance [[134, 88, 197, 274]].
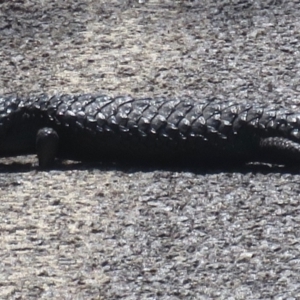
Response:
[[1, 0, 300, 299]]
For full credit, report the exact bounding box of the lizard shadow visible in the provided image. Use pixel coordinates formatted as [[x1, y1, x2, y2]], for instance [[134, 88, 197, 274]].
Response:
[[0, 158, 299, 175]]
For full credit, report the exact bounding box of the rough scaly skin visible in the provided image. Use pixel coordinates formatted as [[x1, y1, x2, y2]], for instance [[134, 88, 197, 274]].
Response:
[[1, 93, 300, 168]]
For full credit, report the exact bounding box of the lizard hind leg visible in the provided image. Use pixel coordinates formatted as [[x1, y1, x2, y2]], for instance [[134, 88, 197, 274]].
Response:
[[259, 136, 300, 166], [36, 127, 59, 168]]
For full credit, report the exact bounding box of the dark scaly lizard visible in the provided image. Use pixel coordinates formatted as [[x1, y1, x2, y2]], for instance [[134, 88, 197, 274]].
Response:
[[0, 93, 300, 169]]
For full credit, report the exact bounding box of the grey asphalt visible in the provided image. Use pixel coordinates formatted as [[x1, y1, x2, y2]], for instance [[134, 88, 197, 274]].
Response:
[[0, 1, 300, 299]]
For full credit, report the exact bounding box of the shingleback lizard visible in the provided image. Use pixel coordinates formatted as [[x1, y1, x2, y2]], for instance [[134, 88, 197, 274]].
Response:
[[0, 93, 300, 169]]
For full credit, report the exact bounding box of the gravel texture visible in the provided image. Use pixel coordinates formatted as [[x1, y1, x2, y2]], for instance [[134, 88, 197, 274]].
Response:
[[1, 0, 300, 299]]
